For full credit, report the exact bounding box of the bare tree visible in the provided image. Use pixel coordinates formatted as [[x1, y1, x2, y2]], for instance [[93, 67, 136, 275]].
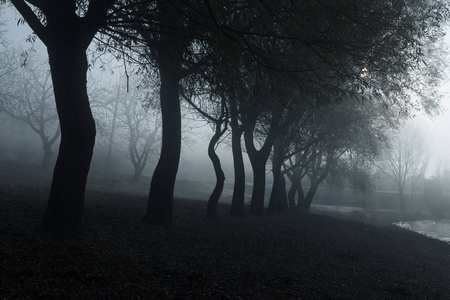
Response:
[[0, 53, 60, 168], [119, 85, 161, 182], [377, 125, 430, 211], [90, 76, 162, 181]]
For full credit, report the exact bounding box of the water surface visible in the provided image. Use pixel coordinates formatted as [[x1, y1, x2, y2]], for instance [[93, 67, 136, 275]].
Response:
[[395, 220, 450, 243]]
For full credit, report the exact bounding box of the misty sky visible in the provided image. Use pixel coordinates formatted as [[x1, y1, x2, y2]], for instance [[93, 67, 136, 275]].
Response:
[[2, 7, 450, 178]]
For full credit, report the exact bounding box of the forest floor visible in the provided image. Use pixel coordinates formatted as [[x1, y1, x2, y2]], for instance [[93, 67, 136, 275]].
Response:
[[2, 161, 450, 299]]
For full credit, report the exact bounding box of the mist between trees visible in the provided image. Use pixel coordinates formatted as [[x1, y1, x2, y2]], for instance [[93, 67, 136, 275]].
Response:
[[1, 0, 450, 237]]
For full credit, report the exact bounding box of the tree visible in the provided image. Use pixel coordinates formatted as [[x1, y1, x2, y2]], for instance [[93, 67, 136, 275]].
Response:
[[0, 52, 60, 168], [204, 98, 228, 220], [9, 0, 446, 233], [102, 85, 120, 174], [119, 83, 161, 181], [377, 125, 430, 212], [283, 99, 392, 212], [208, 0, 448, 217], [9, 0, 116, 236]]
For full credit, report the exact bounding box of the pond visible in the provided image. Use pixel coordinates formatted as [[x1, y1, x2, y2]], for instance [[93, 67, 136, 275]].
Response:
[[395, 220, 450, 243]]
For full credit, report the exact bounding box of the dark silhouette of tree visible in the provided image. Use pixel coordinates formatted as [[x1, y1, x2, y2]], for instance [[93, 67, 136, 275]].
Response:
[[135, 2, 189, 228], [204, 99, 228, 220], [9, 0, 116, 236], [243, 102, 276, 215], [228, 96, 246, 217], [181, 83, 229, 219], [207, 0, 448, 218], [7, 0, 447, 233]]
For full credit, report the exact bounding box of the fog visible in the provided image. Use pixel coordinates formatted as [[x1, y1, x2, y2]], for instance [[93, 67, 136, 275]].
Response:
[[1, 7, 250, 183], [6, 3, 450, 299], [2, 5, 450, 224], [2, 14, 450, 174]]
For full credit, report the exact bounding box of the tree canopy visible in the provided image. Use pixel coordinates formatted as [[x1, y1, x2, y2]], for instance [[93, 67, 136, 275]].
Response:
[[1, 0, 449, 236]]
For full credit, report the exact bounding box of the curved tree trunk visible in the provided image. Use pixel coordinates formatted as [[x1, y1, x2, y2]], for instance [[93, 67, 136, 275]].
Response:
[[229, 98, 245, 217], [206, 121, 226, 220], [42, 47, 96, 237], [144, 68, 181, 228]]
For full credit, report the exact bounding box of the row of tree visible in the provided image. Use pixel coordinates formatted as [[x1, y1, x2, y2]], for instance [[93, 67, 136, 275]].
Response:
[[1, 0, 448, 237], [0, 45, 432, 214]]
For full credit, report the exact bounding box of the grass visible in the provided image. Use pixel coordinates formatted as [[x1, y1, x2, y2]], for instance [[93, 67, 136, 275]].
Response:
[[2, 161, 450, 299]]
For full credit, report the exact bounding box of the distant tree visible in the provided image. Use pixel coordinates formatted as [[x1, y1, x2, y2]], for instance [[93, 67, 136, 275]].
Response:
[[377, 125, 431, 212], [343, 151, 377, 208], [206, 0, 448, 218], [119, 84, 161, 182], [102, 85, 121, 174], [283, 100, 391, 212], [89, 74, 162, 181], [0, 54, 60, 168]]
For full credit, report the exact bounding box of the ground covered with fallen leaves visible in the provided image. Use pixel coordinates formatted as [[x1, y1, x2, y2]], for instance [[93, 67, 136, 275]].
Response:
[[2, 162, 450, 299]]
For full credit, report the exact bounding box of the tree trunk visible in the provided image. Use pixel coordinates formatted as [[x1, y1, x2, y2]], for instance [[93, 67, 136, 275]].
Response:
[[41, 46, 96, 237], [249, 157, 267, 215], [399, 189, 406, 212], [206, 121, 226, 220], [132, 165, 143, 182], [286, 169, 300, 210], [299, 181, 319, 213], [39, 126, 60, 169], [268, 137, 285, 213], [244, 132, 273, 215], [278, 174, 288, 211], [229, 98, 245, 217], [144, 68, 181, 228], [288, 182, 297, 210], [296, 182, 305, 210], [40, 142, 53, 169]]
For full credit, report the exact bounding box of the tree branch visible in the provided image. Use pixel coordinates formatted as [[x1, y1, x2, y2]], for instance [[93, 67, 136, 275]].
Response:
[[10, 0, 49, 45]]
